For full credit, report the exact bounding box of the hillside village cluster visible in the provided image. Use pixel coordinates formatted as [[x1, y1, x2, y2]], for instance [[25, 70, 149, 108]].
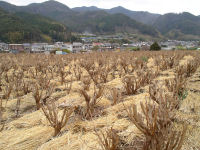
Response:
[[0, 40, 199, 54]]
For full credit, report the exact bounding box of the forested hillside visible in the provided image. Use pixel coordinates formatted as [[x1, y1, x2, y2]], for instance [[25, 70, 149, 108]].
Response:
[[0, 8, 72, 43], [0, 1, 160, 37], [153, 12, 200, 35], [1, 0, 200, 40]]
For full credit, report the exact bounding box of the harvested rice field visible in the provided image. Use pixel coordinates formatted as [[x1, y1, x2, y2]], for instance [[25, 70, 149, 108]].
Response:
[[0, 51, 200, 150]]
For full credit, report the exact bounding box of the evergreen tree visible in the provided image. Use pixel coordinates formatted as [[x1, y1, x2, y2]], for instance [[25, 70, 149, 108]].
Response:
[[150, 42, 161, 51]]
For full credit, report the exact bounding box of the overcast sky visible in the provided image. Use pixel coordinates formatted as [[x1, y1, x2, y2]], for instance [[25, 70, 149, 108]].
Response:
[[3, 0, 200, 15]]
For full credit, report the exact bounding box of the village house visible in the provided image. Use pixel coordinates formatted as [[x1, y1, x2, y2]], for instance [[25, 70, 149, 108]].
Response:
[[101, 43, 112, 51], [62, 43, 73, 51], [93, 42, 104, 47], [54, 42, 64, 48], [31, 43, 48, 53], [72, 42, 83, 53], [23, 43, 31, 53], [54, 42, 72, 52], [112, 43, 120, 49], [9, 44, 24, 53], [92, 42, 104, 51], [82, 43, 93, 51], [54, 42, 84, 53], [44, 45, 55, 52], [140, 44, 150, 51], [0, 43, 8, 52]]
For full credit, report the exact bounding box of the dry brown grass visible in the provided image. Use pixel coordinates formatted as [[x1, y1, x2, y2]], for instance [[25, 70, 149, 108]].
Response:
[[0, 51, 199, 150]]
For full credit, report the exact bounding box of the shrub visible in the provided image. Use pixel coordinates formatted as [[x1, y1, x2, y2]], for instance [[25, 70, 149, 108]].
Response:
[[42, 102, 74, 137], [32, 78, 54, 110], [122, 73, 149, 95], [81, 76, 91, 91], [79, 84, 104, 119], [0, 98, 4, 132], [165, 75, 186, 101], [64, 77, 73, 94], [92, 45, 100, 51], [62, 49, 71, 54], [150, 42, 161, 51], [57, 61, 68, 85], [122, 76, 140, 95], [95, 128, 120, 150], [149, 81, 179, 110], [73, 64, 83, 81], [141, 56, 149, 62], [126, 101, 186, 150], [131, 47, 140, 51], [108, 88, 121, 106]]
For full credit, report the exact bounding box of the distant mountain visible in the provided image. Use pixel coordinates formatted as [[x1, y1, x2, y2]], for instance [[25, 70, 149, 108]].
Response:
[[70, 11, 159, 36], [0, 0, 72, 13], [1, 0, 200, 40], [165, 29, 200, 41], [106, 6, 160, 25], [0, 8, 72, 43], [153, 12, 200, 38], [0, 0, 73, 18], [73, 6, 161, 25], [0, 1, 160, 37], [0, 1, 19, 12], [72, 6, 100, 12]]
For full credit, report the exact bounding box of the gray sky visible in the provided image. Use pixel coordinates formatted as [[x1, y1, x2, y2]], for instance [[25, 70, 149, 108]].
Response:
[[3, 0, 200, 15]]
